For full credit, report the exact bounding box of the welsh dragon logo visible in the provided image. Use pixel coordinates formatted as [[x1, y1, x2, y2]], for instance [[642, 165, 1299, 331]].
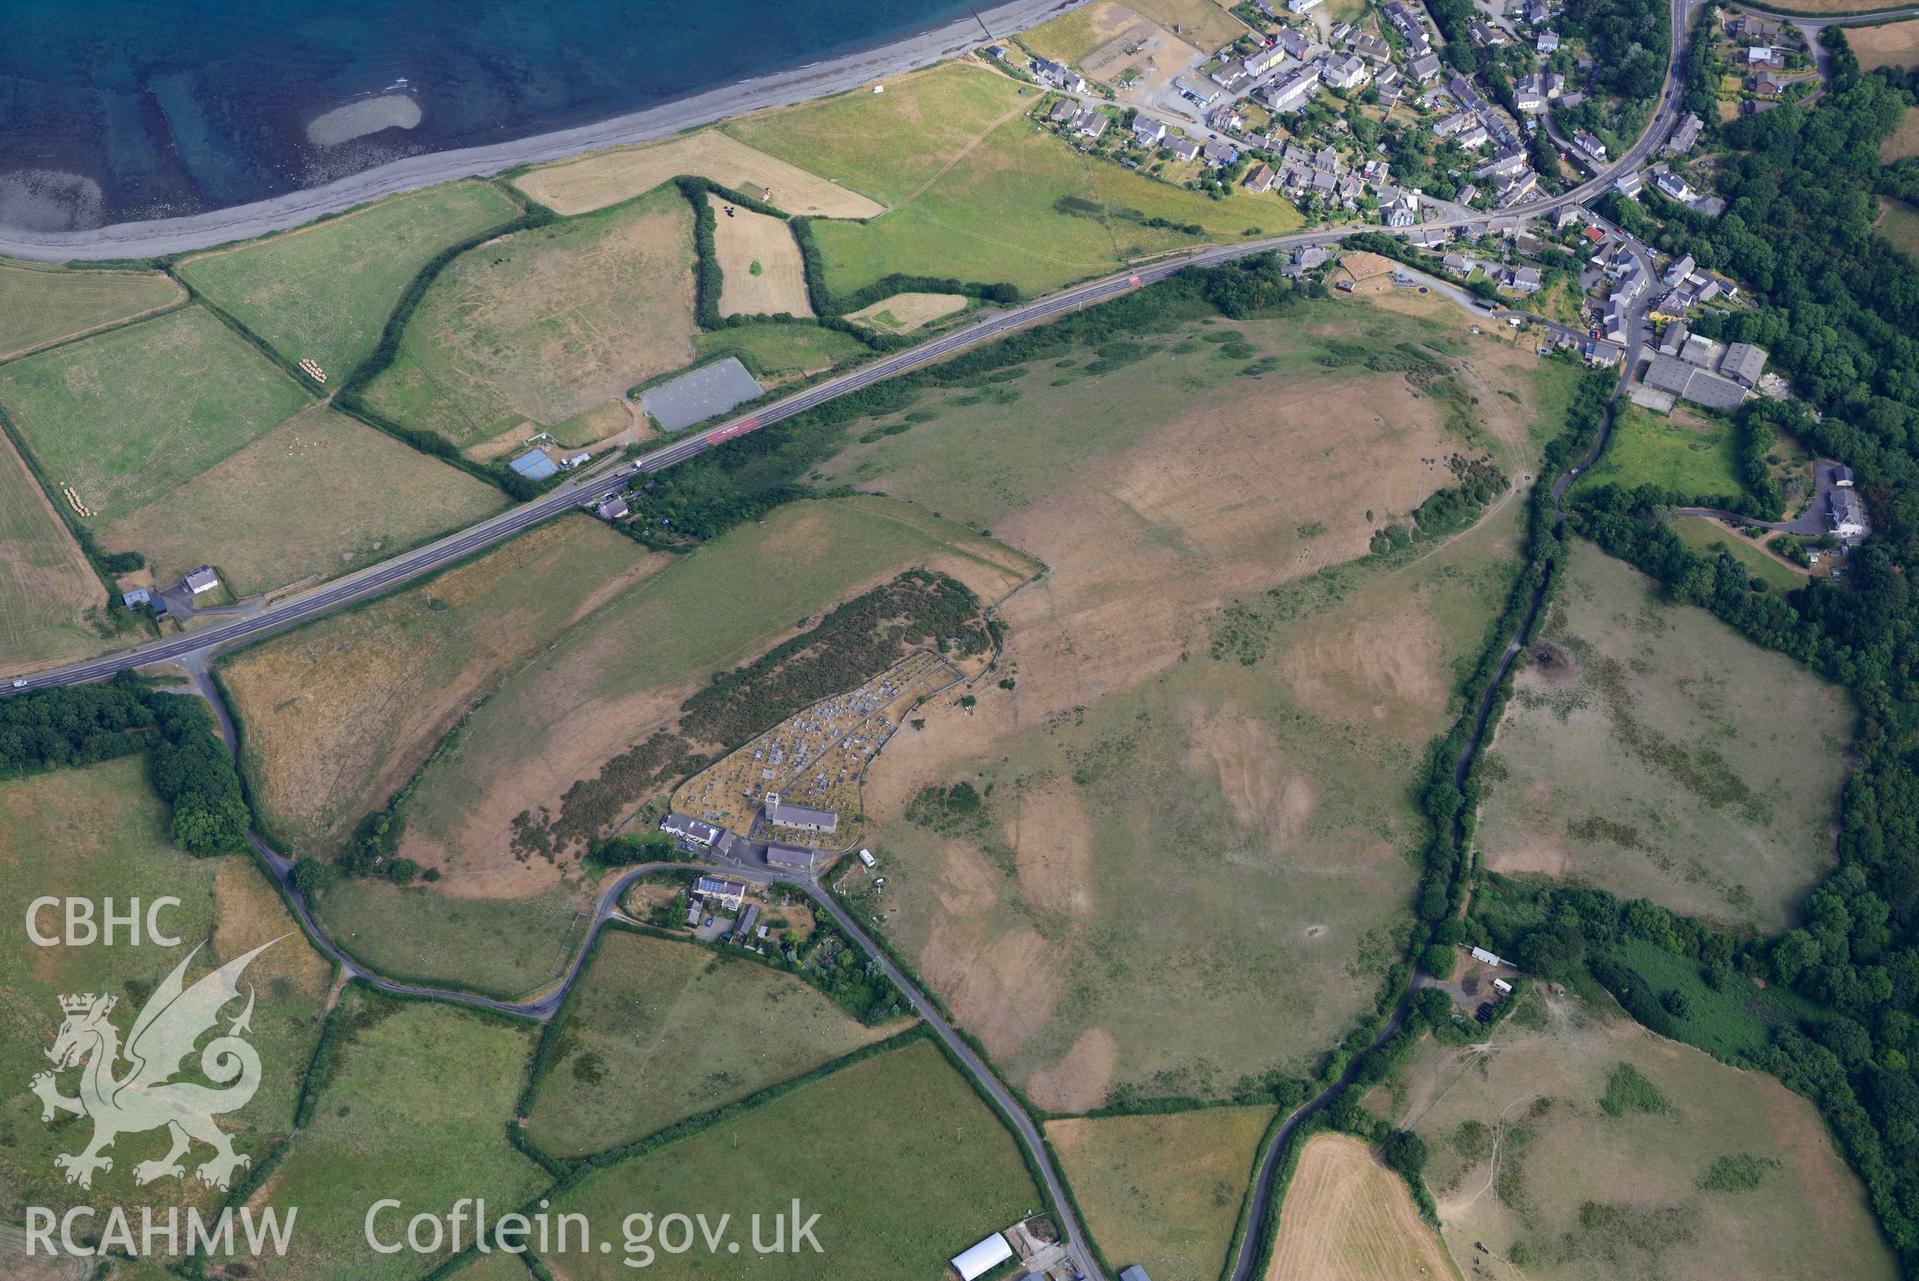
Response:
[[30, 938, 281, 1190]]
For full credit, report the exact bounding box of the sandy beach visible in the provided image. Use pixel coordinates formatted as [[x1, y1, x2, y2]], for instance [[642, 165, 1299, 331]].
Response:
[[0, 0, 1079, 262]]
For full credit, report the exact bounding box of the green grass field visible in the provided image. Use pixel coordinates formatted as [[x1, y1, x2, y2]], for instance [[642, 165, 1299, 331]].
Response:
[[1572, 402, 1744, 502], [524, 928, 905, 1158], [1667, 514, 1805, 595], [176, 181, 522, 382], [545, 1038, 1044, 1280], [0, 758, 332, 1226], [245, 987, 545, 1281], [102, 405, 506, 595], [693, 321, 867, 378], [1373, 986, 1895, 1281], [726, 61, 1298, 298], [0, 258, 184, 361], [358, 186, 695, 450], [724, 63, 1030, 207], [0, 427, 114, 670], [0, 305, 312, 522], [1048, 1105, 1273, 1281], [1477, 542, 1852, 930], [1876, 196, 1919, 261]]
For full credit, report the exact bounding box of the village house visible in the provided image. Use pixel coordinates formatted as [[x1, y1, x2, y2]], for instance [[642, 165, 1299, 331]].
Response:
[[1244, 162, 1277, 193], [1321, 54, 1370, 90], [1131, 116, 1166, 146], [1536, 29, 1560, 52], [1407, 51, 1443, 82], [1666, 111, 1703, 154], [1261, 67, 1321, 112]]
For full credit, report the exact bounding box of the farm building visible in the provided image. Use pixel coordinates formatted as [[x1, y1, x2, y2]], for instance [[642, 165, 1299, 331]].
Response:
[[1121, 1268, 1155, 1281], [183, 565, 221, 596], [1643, 354, 1749, 412], [662, 813, 722, 846], [509, 449, 559, 481], [764, 793, 837, 834], [766, 843, 816, 872], [950, 1233, 1014, 1281], [693, 876, 748, 911]]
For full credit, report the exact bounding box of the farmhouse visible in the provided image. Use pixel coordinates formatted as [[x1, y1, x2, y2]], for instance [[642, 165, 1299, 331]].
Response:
[[1830, 488, 1869, 540], [693, 876, 748, 911], [951, 1233, 1015, 1281], [766, 843, 816, 872], [661, 812, 722, 847], [183, 565, 221, 596], [764, 792, 838, 834]]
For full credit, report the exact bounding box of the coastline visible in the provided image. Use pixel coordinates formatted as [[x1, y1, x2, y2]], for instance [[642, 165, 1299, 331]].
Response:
[[0, 0, 1080, 263]]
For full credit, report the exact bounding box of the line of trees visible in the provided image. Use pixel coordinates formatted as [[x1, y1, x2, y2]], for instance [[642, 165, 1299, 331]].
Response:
[[0, 675, 249, 854], [1510, 39, 1919, 1269]]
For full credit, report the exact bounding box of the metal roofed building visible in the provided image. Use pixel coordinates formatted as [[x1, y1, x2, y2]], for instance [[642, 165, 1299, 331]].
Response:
[[508, 449, 560, 481], [950, 1234, 1014, 1281], [1644, 354, 1749, 412], [1720, 342, 1769, 388]]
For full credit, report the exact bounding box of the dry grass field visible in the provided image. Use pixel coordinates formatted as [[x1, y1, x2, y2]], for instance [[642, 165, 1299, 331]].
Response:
[[1475, 542, 1851, 931], [1024, 0, 1160, 63], [359, 186, 696, 450], [823, 301, 1576, 1107], [513, 128, 885, 218], [222, 516, 660, 853], [707, 195, 812, 317], [0, 426, 111, 671], [847, 291, 969, 331], [103, 405, 505, 595], [524, 929, 904, 1158], [1374, 988, 1895, 1281], [1882, 106, 1919, 161], [1267, 1133, 1456, 1281], [297, 500, 1030, 996], [0, 259, 184, 361], [1048, 1105, 1275, 1281], [396, 498, 1033, 889], [1853, 19, 1919, 70]]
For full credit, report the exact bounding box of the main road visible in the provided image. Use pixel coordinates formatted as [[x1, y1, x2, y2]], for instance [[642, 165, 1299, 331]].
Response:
[[9, 7, 1703, 1276], [9, 26, 1694, 694]]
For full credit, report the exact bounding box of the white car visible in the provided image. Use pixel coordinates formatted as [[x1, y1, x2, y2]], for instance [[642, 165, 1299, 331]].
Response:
[[10, 678, 25, 689]]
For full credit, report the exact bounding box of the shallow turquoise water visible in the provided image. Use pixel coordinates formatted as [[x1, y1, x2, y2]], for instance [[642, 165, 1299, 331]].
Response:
[[0, 0, 979, 229]]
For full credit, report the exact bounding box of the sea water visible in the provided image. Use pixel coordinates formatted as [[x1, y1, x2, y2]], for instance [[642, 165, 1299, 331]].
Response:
[[0, 0, 979, 230]]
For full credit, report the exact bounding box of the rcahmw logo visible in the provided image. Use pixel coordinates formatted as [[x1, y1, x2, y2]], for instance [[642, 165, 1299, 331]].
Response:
[[31, 938, 283, 1190]]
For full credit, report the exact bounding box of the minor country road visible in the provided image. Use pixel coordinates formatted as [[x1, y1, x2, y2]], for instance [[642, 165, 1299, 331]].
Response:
[[13, 4, 1693, 1271]]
